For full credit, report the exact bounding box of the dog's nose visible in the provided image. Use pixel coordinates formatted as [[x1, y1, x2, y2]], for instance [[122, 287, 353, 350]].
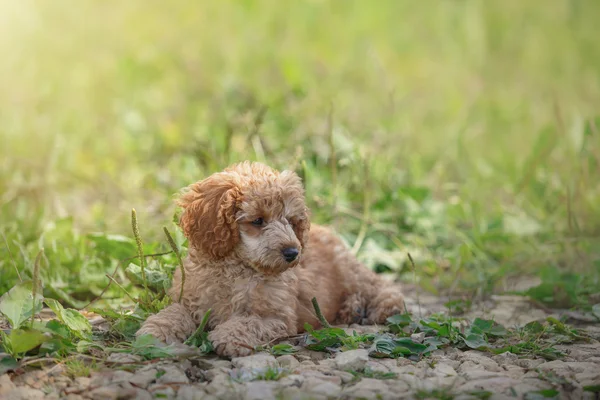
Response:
[[281, 247, 299, 262]]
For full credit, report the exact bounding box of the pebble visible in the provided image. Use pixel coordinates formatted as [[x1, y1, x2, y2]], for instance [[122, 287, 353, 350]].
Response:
[[0, 374, 16, 395], [231, 353, 278, 370], [277, 355, 300, 370], [334, 349, 369, 371]]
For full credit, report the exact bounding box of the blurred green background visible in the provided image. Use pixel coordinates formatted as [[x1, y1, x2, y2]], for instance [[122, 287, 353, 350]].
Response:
[[1, 1, 599, 308]]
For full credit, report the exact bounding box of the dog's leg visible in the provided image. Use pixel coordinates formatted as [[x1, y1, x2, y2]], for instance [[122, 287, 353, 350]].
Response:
[[336, 292, 368, 324], [136, 303, 196, 344], [365, 284, 405, 324], [209, 316, 290, 358]]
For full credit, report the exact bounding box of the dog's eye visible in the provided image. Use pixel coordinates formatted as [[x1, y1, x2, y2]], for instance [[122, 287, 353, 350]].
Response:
[[251, 218, 264, 227]]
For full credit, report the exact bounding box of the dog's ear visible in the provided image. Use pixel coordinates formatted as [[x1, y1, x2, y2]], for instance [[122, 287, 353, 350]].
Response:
[[177, 174, 241, 259]]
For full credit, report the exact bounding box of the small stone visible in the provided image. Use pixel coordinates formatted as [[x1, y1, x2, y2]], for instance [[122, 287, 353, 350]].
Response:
[[334, 349, 369, 371], [110, 370, 135, 384], [106, 353, 143, 363], [365, 359, 398, 373], [298, 371, 342, 385], [205, 374, 241, 398], [64, 395, 85, 400], [430, 363, 458, 377], [503, 364, 526, 379], [73, 376, 91, 391], [492, 352, 519, 366], [516, 359, 545, 369], [279, 374, 305, 387], [87, 385, 121, 400], [301, 377, 342, 397], [459, 351, 503, 372], [128, 368, 157, 389], [0, 374, 16, 395], [342, 378, 395, 399], [177, 385, 212, 400], [157, 365, 190, 384], [456, 377, 520, 394], [331, 370, 354, 384], [244, 381, 280, 400], [411, 332, 426, 343], [280, 386, 326, 400], [147, 384, 176, 399], [3, 387, 46, 400], [576, 371, 600, 388], [232, 353, 277, 370], [277, 355, 300, 370], [458, 365, 507, 380]]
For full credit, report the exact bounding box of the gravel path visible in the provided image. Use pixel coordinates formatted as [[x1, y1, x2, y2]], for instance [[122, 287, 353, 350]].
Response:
[[1, 291, 599, 400]]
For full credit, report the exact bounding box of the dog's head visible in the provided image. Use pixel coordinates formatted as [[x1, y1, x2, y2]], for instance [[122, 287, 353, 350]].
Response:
[[178, 161, 310, 274]]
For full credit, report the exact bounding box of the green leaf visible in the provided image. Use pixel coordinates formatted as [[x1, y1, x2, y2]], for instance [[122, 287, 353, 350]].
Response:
[[87, 233, 136, 260], [0, 282, 43, 329], [463, 334, 489, 349], [393, 338, 429, 355], [584, 384, 600, 393], [45, 299, 91, 336], [132, 334, 177, 359], [45, 320, 70, 338], [386, 314, 412, 326], [523, 321, 545, 334], [6, 329, 47, 354], [271, 344, 297, 355], [524, 389, 559, 399], [126, 261, 172, 292], [369, 336, 396, 358], [386, 314, 412, 331], [0, 356, 19, 374], [472, 318, 493, 332]]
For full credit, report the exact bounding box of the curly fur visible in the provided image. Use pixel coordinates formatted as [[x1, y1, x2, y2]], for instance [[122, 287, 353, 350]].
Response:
[[137, 161, 405, 357]]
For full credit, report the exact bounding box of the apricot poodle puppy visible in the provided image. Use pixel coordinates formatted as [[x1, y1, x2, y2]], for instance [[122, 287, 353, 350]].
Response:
[[137, 161, 405, 357]]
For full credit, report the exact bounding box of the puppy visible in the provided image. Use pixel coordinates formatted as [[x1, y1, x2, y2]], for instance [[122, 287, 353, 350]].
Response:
[[137, 161, 405, 357]]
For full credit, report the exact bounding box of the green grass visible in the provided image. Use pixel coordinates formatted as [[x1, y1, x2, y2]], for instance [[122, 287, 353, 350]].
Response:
[[0, 1, 599, 310]]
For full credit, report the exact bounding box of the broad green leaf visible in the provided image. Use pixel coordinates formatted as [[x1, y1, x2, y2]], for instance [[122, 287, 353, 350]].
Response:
[[386, 314, 412, 327], [131, 334, 177, 359], [0, 356, 19, 374], [45, 320, 70, 338], [369, 337, 396, 358], [7, 329, 47, 354], [523, 321, 545, 334], [126, 261, 172, 292], [87, 233, 136, 260], [524, 389, 559, 399], [271, 344, 297, 355], [45, 299, 91, 336], [0, 282, 43, 329], [488, 324, 508, 337], [393, 338, 429, 355], [463, 333, 488, 349], [472, 318, 493, 332]]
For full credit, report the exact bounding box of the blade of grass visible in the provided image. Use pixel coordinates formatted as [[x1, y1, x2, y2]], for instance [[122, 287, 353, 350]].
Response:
[[407, 253, 422, 319], [163, 227, 185, 303], [2, 231, 22, 282], [185, 309, 212, 345], [31, 249, 43, 327], [352, 156, 371, 254], [311, 297, 331, 329], [105, 274, 137, 304], [131, 209, 148, 293]]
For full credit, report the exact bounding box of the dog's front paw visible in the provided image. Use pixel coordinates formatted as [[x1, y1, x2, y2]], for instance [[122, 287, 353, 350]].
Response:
[[209, 330, 255, 358], [136, 322, 184, 344]]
